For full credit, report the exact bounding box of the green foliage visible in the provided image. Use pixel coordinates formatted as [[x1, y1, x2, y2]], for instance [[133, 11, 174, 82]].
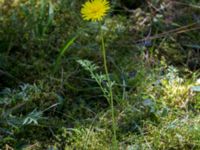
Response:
[[0, 0, 200, 149], [53, 127, 111, 150], [77, 59, 115, 103]]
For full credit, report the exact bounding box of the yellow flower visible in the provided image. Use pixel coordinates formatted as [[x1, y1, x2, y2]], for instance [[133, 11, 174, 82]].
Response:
[[81, 0, 110, 22]]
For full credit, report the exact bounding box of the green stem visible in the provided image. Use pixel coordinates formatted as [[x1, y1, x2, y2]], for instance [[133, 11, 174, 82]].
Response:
[[100, 26, 118, 150], [101, 28, 109, 79], [109, 86, 118, 150]]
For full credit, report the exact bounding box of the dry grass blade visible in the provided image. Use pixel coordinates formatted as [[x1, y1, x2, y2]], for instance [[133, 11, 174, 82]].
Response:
[[136, 23, 200, 43]]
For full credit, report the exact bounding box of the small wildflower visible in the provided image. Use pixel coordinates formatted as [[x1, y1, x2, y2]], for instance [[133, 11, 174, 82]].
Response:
[[81, 0, 110, 22]]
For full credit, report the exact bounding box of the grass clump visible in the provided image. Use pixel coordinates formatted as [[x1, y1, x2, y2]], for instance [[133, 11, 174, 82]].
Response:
[[1, 0, 200, 149]]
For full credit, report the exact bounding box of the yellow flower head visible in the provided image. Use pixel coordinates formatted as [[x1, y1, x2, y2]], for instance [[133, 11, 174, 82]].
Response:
[[81, 0, 110, 22]]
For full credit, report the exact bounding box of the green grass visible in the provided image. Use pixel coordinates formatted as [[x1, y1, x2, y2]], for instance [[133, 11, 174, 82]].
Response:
[[0, 0, 200, 149]]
